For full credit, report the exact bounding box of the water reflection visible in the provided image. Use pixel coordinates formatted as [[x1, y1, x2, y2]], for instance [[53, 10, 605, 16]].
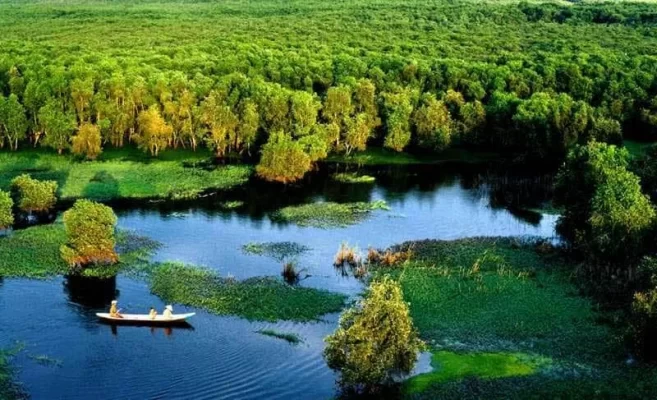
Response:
[[105, 324, 194, 337]]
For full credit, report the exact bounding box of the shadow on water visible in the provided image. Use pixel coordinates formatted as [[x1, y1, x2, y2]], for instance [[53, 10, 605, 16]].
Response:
[[63, 275, 118, 309]]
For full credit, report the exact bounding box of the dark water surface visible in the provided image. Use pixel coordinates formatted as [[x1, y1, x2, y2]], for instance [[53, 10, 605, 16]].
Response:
[[0, 164, 558, 400]]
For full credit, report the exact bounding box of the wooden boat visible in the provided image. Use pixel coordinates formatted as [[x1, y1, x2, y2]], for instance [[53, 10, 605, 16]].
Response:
[[96, 312, 195, 324]]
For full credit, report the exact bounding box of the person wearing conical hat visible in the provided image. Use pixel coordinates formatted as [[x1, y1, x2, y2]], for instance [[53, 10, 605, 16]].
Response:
[[109, 300, 123, 318], [163, 305, 173, 319]]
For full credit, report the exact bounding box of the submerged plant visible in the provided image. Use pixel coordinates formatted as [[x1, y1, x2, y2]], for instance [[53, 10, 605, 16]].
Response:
[[257, 329, 303, 345]]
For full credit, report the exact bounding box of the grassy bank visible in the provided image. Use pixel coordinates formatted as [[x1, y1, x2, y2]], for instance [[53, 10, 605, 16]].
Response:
[[368, 238, 657, 398], [149, 263, 346, 322], [0, 148, 251, 202], [0, 224, 158, 279], [271, 200, 389, 228]]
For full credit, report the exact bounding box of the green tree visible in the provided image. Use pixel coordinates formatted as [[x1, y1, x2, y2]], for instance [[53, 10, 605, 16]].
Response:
[[0, 190, 14, 230], [256, 131, 311, 183], [237, 100, 259, 155], [290, 91, 321, 136], [11, 174, 58, 213], [136, 107, 172, 156], [555, 142, 654, 275], [39, 100, 77, 154], [71, 123, 103, 160], [0, 94, 28, 150], [60, 199, 118, 269], [324, 277, 424, 391], [413, 94, 452, 151], [200, 92, 238, 157], [382, 88, 415, 152]]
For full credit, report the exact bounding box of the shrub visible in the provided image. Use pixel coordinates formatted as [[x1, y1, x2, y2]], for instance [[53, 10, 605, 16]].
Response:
[[10, 174, 58, 213], [630, 288, 657, 360], [0, 190, 13, 230], [324, 276, 424, 392], [60, 199, 118, 269]]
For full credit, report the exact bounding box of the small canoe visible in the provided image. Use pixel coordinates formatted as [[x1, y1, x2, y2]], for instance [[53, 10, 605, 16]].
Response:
[[96, 312, 195, 324]]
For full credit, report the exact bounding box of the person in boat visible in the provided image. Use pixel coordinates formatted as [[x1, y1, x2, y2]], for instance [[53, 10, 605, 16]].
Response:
[[163, 305, 173, 319], [109, 300, 123, 318], [149, 307, 158, 320]]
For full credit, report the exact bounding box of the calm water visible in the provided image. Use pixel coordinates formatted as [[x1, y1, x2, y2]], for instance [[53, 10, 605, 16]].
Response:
[[0, 164, 558, 400]]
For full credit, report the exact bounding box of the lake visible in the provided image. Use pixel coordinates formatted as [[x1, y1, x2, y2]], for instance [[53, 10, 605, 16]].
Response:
[[0, 163, 558, 400]]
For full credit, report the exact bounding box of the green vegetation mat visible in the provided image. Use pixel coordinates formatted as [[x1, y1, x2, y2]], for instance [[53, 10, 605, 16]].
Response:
[[149, 262, 346, 322], [256, 329, 303, 345], [271, 200, 389, 228], [0, 148, 251, 201], [368, 238, 657, 398], [0, 224, 159, 279]]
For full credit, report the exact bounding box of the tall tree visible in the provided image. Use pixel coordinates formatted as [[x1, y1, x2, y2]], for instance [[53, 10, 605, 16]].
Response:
[[39, 100, 76, 154], [71, 123, 102, 160], [0, 94, 28, 150], [136, 107, 172, 157]]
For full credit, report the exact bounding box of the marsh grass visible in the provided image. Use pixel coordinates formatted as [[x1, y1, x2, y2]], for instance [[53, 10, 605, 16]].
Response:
[[405, 351, 550, 394], [242, 241, 310, 261], [272, 200, 389, 228], [370, 238, 643, 397], [256, 329, 303, 345], [0, 224, 159, 279], [281, 261, 307, 285], [149, 262, 346, 322], [0, 148, 251, 202], [331, 172, 376, 184], [0, 347, 25, 400]]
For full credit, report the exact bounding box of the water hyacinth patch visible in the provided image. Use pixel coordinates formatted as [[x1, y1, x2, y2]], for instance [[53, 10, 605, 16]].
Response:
[[331, 172, 376, 184], [149, 262, 346, 322], [242, 241, 310, 261], [271, 200, 389, 228]]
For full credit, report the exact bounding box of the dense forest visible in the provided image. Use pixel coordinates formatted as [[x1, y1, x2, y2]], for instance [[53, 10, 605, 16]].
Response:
[[0, 0, 657, 181]]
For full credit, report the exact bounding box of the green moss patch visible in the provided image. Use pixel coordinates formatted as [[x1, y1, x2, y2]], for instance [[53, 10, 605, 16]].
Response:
[[0, 224, 159, 279], [257, 329, 303, 344], [0, 148, 251, 202], [149, 262, 346, 322], [271, 200, 389, 228], [405, 351, 548, 394]]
